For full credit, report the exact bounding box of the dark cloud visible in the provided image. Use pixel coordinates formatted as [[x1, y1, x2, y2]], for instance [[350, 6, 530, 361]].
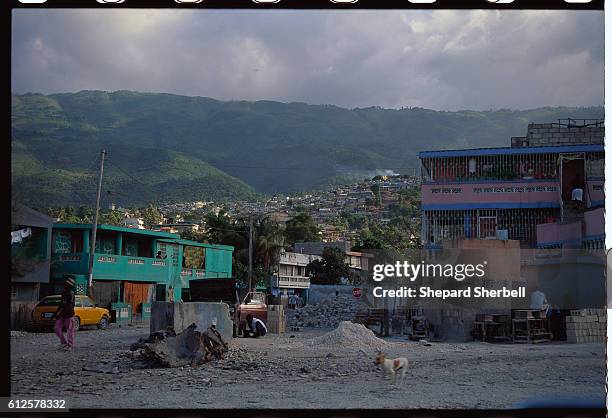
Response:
[[11, 9, 603, 111]]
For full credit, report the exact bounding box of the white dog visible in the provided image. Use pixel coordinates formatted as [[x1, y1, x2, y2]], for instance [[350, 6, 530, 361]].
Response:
[[374, 351, 409, 384]]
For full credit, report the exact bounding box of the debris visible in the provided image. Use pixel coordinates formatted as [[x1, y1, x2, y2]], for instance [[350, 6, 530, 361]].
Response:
[[132, 323, 229, 368], [419, 339, 432, 346], [287, 295, 366, 329]]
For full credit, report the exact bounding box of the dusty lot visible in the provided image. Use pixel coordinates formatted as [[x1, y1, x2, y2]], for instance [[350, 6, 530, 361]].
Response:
[[10, 323, 605, 409]]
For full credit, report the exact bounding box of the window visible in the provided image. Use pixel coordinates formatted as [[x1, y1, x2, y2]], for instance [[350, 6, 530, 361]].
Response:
[[38, 297, 61, 307], [80, 297, 94, 308]]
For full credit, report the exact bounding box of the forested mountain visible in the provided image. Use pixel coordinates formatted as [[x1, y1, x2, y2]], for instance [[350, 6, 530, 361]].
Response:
[[11, 90, 604, 207]]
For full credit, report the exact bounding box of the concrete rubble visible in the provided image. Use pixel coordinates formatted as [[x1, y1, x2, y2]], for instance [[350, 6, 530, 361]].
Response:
[[130, 323, 228, 368], [287, 295, 366, 328]]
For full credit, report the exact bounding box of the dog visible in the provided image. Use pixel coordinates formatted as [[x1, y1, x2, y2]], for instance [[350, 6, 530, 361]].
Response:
[[374, 351, 409, 384]]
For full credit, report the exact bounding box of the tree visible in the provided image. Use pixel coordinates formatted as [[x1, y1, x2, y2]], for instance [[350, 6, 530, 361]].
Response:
[[306, 247, 351, 285], [141, 204, 163, 229], [284, 212, 320, 246], [99, 210, 124, 226], [370, 184, 382, 207], [201, 213, 285, 289], [180, 229, 207, 243]]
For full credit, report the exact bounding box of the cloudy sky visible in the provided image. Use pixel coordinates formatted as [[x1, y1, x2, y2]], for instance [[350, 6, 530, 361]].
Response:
[[12, 10, 603, 111]]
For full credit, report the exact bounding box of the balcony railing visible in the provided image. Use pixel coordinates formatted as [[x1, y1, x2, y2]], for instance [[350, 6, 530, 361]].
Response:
[[52, 252, 170, 282]]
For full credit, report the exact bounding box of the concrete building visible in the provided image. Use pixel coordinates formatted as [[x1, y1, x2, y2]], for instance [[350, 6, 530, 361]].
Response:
[[294, 241, 372, 283], [154, 222, 200, 234], [419, 119, 605, 250], [123, 217, 145, 230], [11, 205, 54, 301], [48, 223, 233, 313], [294, 241, 351, 255], [416, 119, 606, 340], [270, 251, 321, 299]]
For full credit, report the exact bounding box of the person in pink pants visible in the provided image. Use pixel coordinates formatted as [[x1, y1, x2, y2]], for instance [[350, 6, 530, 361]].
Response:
[[54, 316, 75, 348], [54, 276, 76, 350]]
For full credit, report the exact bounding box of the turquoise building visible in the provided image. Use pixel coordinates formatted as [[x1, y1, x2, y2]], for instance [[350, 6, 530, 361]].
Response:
[[48, 223, 233, 312]]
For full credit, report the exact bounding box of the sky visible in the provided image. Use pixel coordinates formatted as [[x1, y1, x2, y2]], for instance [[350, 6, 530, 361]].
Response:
[[11, 9, 604, 111]]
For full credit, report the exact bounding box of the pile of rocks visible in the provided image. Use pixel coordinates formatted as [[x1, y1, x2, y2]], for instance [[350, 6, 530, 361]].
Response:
[[286, 295, 364, 329], [307, 321, 390, 352]]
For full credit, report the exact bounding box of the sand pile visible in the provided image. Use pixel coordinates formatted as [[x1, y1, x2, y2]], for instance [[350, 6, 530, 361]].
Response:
[[306, 321, 390, 351]]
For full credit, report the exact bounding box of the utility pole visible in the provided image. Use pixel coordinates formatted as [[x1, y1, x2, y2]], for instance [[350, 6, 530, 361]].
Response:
[[248, 214, 254, 292], [248, 214, 253, 292], [88, 149, 106, 296]]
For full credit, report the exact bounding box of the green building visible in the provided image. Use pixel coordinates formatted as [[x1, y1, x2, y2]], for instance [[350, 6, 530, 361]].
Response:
[[47, 223, 233, 314]]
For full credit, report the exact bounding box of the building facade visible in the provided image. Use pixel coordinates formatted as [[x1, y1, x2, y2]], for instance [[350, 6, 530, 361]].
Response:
[[417, 119, 606, 335], [11, 206, 55, 301], [48, 223, 233, 313], [419, 119, 605, 250], [270, 251, 321, 299]]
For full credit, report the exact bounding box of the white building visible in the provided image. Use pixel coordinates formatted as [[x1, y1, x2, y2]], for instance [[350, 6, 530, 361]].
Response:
[[271, 251, 321, 294], [123, 217, 145, 229]]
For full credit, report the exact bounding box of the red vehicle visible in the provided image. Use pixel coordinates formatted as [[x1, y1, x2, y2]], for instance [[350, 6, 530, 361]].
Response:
[[187, 279, 267, 337], [237, 291, 267, 336]]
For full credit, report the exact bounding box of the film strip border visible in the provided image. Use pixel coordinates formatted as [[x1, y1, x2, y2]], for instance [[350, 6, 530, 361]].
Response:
[[10, 0, 605, 9]]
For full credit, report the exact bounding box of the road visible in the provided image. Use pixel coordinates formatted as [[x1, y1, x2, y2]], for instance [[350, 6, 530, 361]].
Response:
[[10, 323, 606, 409]]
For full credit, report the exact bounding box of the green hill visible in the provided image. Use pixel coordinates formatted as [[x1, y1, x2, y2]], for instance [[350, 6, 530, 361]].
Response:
[[11, 91, 604, 206], [11, 138, 258, 208]]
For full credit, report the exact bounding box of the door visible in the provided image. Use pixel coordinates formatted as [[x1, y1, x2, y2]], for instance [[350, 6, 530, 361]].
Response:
[[123, 282, 153, 315], [560, 155, 585, 202], [157, 242, 179, 294], [478, 210, 498, 239], [155, 284, 166, 302]]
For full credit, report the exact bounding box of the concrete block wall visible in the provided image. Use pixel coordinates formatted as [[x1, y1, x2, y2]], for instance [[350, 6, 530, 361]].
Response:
[[526, 123, 604, 146], [150, 301, 234, 342]]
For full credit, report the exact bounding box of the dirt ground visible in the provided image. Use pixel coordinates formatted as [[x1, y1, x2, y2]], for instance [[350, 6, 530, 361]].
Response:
[[10, 323, 606, 409]]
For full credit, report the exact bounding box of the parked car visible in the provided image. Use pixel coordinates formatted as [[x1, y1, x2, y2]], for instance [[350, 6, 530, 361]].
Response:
[[32, 295, 110, 331]]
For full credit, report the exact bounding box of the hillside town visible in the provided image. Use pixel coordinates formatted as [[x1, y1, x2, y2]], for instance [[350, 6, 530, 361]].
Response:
[[10, 118, 606, 409]]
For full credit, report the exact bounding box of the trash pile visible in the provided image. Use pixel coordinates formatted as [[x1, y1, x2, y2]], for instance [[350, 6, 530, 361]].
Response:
[[129, 323, 228, 368], [287, 295, 364, 328], [306, 321, 390, 352]]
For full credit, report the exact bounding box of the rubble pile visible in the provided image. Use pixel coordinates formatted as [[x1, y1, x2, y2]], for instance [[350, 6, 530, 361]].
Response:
[[287, 295, 364, 328], [129, 323, 228, 368], [307, 321, 390, 351]]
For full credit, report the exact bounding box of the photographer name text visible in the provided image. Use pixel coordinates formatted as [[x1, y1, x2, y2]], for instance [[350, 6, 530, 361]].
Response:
[[372, 286, 526, 300]]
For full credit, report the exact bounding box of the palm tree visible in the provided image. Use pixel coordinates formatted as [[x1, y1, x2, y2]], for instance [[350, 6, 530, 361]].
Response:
[[253, 216, 285, 278]]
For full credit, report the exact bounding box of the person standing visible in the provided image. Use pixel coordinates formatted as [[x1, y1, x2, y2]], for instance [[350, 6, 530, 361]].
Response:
[[530, 285, 550, 315], [54, 276, 76, 350]]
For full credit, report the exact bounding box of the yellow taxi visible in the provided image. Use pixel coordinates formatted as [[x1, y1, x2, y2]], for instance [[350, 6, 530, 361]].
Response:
[[32, 295, 111, 331]]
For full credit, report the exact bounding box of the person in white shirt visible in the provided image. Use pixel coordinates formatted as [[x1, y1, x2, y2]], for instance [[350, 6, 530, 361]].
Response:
[[530, 286, 549, 311], [245, 314, 267, 338]]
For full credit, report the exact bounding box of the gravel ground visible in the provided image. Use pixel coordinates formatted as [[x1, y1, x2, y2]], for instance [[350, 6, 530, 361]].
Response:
[[10, 323, 605, 409]]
